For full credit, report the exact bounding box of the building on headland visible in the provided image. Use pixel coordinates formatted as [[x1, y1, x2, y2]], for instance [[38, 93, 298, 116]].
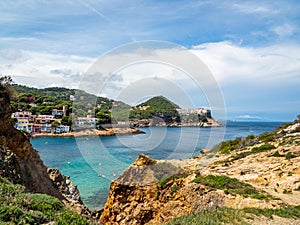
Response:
[[176, 108, 212, 118]]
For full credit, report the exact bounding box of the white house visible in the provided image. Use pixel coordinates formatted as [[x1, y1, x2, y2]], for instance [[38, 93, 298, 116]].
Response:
[[55, 125, 70, 134]]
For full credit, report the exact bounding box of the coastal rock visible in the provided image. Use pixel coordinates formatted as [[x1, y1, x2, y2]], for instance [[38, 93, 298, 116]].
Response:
[[132, 154, 157, 167]]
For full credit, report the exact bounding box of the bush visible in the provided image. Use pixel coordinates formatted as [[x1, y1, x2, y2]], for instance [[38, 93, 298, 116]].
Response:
[[251, 144, 275, 153], [167, 205, 300, 224], [170, 185, 180, 196], [285, 152, 296, 160], [0, 178, 90, 224], [191, 175, 272, 200], [258, 132, 275, 142], [269, 150, 284, 157], [214, 137, 243, 154], [159, 173, 188, 189]]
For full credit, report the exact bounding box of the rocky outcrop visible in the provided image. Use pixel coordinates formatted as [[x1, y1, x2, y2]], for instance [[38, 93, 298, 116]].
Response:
[[100, 154, 283, 224], [0, 83, 89, 216], [101, 122, 300, 224]]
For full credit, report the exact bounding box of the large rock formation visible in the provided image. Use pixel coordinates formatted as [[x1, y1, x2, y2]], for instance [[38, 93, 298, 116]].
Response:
[[100, 122, 300, 224], [0, 81, 89, 215]]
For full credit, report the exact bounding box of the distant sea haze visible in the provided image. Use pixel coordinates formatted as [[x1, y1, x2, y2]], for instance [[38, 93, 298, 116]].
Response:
[[32, 121, 282, 209]]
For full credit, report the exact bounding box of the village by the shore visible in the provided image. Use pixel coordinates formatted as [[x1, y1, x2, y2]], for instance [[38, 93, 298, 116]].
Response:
[[12, 106, 222, 138]]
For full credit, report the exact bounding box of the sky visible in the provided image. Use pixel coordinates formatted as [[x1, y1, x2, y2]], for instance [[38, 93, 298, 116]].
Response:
[[0, 0, 300, 121]]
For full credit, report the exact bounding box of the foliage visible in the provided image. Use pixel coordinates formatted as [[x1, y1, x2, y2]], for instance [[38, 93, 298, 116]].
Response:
[[11, 83, 186, 126], [130, 96, 181, 124], [95, 110, 111, 124], [269, 150, 284, 157], [285, 152, 296, 160], [61, 115, 72, 126], [0, 76, 13, 101], [244, 205, 300, 219], [191, 175, 273, 200], [213, 137, 243, 154], [166, 207, 248, 225], [0, 177, 90, 224], [170, 185, 180, 196], [258, 132, 275, 142], [230, 151, 252, 161], [159, 173, 189, 189], [167, 206, 300, 225], [251, 144, 275, 153]]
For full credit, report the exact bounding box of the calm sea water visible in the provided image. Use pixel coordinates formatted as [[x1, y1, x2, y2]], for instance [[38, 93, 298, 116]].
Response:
[[31, 121, 282, 209]]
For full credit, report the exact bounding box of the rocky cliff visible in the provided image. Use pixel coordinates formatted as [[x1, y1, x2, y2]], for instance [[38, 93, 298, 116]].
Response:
[[100, 120, 300, 224], [0, 81, 89, 215]]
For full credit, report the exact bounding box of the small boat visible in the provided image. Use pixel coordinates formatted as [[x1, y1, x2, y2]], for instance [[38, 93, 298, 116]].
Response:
[[98, 173, 105, 178]]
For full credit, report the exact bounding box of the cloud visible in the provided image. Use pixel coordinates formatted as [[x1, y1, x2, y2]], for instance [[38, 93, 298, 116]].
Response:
[[191, 41, 300, 85], [236, 115, 262, 120], [232, 2, 277, 15], [271, 23, 296, 38], [0, 50, 95, 88]]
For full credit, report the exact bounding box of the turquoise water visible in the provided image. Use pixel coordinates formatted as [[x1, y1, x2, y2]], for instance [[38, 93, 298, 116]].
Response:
[[31, 121, 282, 209]]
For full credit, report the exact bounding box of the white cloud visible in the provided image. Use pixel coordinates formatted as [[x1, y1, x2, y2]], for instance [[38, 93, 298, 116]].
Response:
[[271, 23, 296, 38], [232, 2, 277, 15], [191, 41, 300, 85], [236, 115, 262, 119], [0, 50, 95, 88]]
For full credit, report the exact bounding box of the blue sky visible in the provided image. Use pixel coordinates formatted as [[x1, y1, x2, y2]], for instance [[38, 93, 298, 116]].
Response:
[[0, 0, 300, 121]]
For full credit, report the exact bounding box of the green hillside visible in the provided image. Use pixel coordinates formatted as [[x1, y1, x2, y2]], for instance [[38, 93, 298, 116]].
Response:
[[11, 82, 207, 126], [138, 96, 179, 109], [130, 96, 181, 124], [11, 84, 182, 125]]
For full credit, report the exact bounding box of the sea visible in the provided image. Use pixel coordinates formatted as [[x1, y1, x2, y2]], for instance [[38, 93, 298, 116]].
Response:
[[31, 121, 282, 209]]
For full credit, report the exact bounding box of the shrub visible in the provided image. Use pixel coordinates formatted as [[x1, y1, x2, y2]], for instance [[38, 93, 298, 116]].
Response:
[[159, 173, 188, 189], [269, 151, 284, 157], [230, 151, 252, 161], [285, 152, 295, 160], [167, 206, 300, 224], [283, 189, 292, 194], [258, 132, 275, 142], [170, 185, 180, 196], [215, 137, 243, 154], [0, 178, 90, 224], [191, 175, 272, 200], [251, 144, 275, 153]]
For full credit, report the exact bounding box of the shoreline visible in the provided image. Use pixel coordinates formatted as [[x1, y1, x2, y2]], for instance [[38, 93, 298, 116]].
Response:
[[32, 127, 145, 138]]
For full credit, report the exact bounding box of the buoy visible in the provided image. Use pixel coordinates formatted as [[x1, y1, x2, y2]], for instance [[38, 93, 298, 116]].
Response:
[[98, 163, 102, 166], [45, 142, 48, 144], [67, 161, 71, 165]]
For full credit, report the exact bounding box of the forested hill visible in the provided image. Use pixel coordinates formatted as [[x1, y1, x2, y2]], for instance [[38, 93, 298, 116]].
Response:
[[10, 84, 126, 118], [129, 96, 181, 124], [11, 85, 181, 119], [11, 84, 218, 126], [138, 96, 179, 109]]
